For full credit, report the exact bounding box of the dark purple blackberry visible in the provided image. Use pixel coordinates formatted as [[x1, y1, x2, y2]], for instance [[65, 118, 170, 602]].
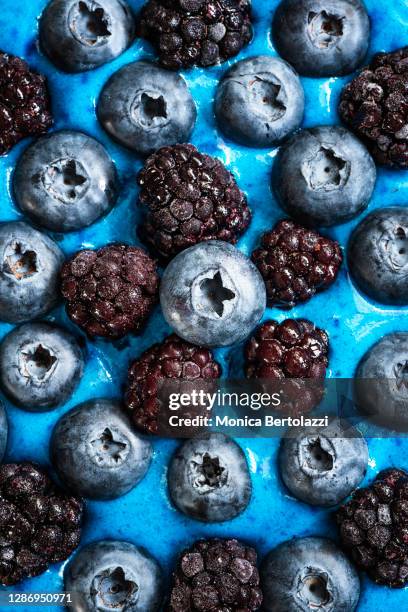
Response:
[[245, 319, 329, 380], [169, 537, 263, 611], [0, 462, 83, 586], [252, 219, 343, 309], [60, 244, 159, 340], [339, 47, 408, 168], [139, 0, 252, 70], [138, 144, 251, 260], [0, 52, 53, 155], [125, 334, 221, 434], [336, 468, 408, 588]]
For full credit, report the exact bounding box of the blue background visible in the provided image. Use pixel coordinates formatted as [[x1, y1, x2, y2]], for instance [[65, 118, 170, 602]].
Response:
[[0, 0, 408, 609]]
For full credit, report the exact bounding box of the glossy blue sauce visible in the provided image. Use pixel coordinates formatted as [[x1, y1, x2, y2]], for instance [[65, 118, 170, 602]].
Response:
[[0, 0, 407, 609]]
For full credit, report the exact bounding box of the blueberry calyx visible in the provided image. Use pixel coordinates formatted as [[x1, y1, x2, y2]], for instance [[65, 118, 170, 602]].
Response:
[[307, 11, 344, 49], [192, 268, 237, 320], [69, 1, 112, 47], [378, 223, 408, 273], [130, 90, 168, 130], [41, 158, 90, 204], [302, 146, 350, 192], [4, 241, 37, 280], [91, 565, 139, 608], [19, 343, 58, 382], [299, 435, 335, 475], [89, 427, 129, 467], [189, 452, 228, 494], [296, 569, 332, 608]]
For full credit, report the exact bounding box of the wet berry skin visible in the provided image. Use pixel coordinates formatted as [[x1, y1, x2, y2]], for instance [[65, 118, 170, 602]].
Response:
[[272, 0, 370, 77], [125, 334, 221, 435], [64, 540, 164, 611], [138, 143, 251, 261], [336, 468, 408, 588], [139, 0, 252, 70], [0, 51, 53, 155], [348, 208, 408, 306], [340, 47, 408, 168], [0, 462, 83, 586], [261, 536, 360, 611], [40, 0, 135, 73], [169, 537, 263, 611], [60, 244, 159, 340], [252, 219, 342, 309]]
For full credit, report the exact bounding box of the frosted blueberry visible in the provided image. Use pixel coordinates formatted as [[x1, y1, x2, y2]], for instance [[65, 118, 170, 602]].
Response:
[[261, 537, 360, 611], [13, 131, 118, 232], [0, 322, 84, 412], [160, 241, 266, 347], [348, 208, 408, 305], [272, 0, 370, 77], [279, 420, 368, 506], [0, 222, 64, 323], [0, 402, 7, 462], [51, 398, 152, 499], [65, 540, 163, 611], [272, 126, 376, 226], [215, 55, 304, 147], [40, 0, 135, 73], [168, 433, 252, 523], [98, 61, 196, 155]]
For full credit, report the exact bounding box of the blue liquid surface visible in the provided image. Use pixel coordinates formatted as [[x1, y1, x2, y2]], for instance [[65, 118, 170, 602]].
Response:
[[0, 0, 408, 609]]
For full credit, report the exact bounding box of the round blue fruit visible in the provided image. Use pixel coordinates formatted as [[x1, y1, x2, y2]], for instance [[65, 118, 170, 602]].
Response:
[[348, 207, 408, 305], [40, 0, 135, 73], [51, 398, 152, 499], [272, 126, 376, 227], [215, 55, 304, 148], [0, 322, 84, 412], [98, 61, 196, 155], [64, 540, 163, 611], [13, 131, 118, 232], [279, 420, 368, 506], [261, 536, 360, 611], [272, 0, 370, 77], [0, 221, 64, 323], [168, 433, 252, 523]]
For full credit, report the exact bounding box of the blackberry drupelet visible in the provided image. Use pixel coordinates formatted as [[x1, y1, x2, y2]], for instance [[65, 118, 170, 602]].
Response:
[[339, 47, 408, 168], [0, 52, 53, 155], [0, 462, 83, 586], [139, 0, 252, 70], [252, 219, 343, 309], [245, 319, 329, 380], [138, 144, 251, 260], [60, 244, 159, 340], [125, 334, 221, 434], [336, 468, 408, 588], [169, 538, 263, 611]]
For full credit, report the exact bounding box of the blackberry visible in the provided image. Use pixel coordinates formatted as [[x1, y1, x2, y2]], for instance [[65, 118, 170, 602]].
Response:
[[138, 144, 251, 260], [0, 52, 53, 155], [0, 462, 83, 586], [60, 244, 159, 340], [169, 537, 263, 611], [138, 0, 252, 70], [339, 47, 408, 168], [252, 219, 343, 309], [124, 334, 221, 434], [336, 468, 408, 588], [245, 319, 329, 380]]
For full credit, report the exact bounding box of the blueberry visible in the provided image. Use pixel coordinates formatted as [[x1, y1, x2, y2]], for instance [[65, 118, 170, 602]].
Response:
[[97, 61, 196, 155], [51, 398, 152, 499], [279, 420, 368, 507], [272, 126, 376, 226], [348, 207, 408, 305], [64, 540, 163, 611], [261, 537, 360, 611], [272, 0, 370, 77], [215, 55, 304, 148], [168, 433, 252, 523], [160, 241, 266, 347], [0, 402, 7, 461], [40, 0, 135, 73], [355, 333, 408, 431], [0, 322, 84, 412], [13, 131, 118, 233], [0, 221, 64, 323]]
